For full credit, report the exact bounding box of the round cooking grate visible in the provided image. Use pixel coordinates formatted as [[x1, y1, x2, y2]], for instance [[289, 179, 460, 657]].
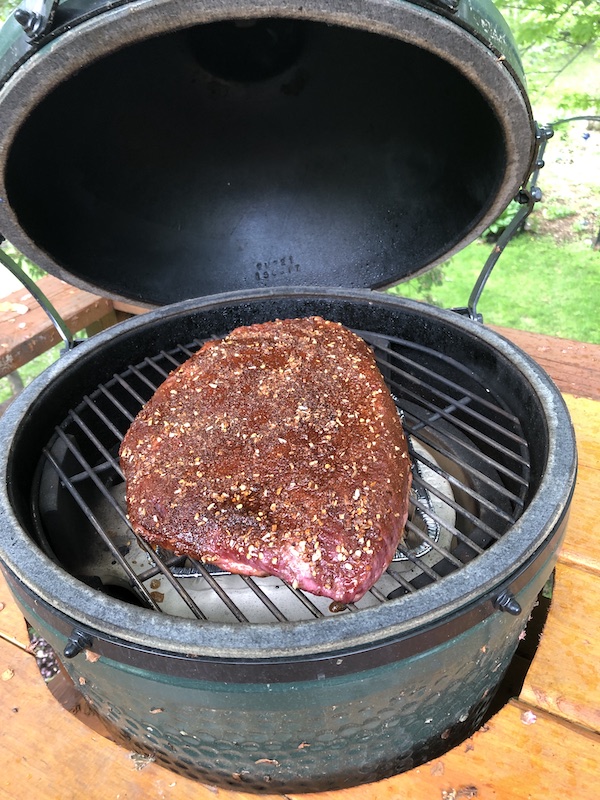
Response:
[[33, 328, 531, 624]]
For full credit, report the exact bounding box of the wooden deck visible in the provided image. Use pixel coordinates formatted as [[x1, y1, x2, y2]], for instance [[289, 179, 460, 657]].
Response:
[[0, 277, 599, 798]]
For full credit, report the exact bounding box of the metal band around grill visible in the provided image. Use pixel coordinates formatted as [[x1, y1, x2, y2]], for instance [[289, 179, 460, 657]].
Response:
[[0, 516, 567, 683]]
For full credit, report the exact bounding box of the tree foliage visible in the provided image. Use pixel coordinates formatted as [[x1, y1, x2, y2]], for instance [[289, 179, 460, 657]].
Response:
[[497, 0, 600, 48], [0, 0, 17, 23], [495, 0, 600, 113]]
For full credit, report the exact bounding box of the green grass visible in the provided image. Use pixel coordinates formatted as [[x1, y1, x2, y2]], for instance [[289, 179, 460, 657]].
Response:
[[0, 332, 88, 406], [1, 233, 598, 406], [528, 43, 600, 122], [387, 233, 600, 344]]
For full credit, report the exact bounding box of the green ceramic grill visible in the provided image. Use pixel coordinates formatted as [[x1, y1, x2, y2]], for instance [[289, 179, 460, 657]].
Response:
[[0, 1, 576, 793]]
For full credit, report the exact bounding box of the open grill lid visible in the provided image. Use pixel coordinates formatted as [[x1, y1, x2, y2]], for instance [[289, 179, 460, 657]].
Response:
[[0, 0, 535, 306]]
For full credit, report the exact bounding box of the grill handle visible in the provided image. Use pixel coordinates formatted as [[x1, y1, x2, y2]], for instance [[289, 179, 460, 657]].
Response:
[[0, 243, 75, 350]]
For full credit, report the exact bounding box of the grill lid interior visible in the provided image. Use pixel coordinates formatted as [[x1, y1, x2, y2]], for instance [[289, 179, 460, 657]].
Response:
[[0, 1, 535, 305]]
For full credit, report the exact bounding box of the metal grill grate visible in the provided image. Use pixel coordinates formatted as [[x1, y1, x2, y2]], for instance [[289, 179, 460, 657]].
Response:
[[33, 330, 531, 624]]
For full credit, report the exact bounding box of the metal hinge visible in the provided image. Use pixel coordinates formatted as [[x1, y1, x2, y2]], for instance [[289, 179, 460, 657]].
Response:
[[454, 123, 554, 323]]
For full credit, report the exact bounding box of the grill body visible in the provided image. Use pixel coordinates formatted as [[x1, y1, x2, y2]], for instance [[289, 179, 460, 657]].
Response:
[[4, 561, 552, 792], [0, 290, 576, 792], [0, 0, 576, 791]]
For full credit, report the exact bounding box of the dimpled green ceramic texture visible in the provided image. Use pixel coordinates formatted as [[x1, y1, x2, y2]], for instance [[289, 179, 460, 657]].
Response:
[[9, 566, 547, 793]]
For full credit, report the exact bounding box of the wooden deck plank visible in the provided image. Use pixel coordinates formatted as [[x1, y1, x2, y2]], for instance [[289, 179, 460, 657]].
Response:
[[520, 560, 600, 733], [558, 464, 600, 575], [0, 275, 115, 378], [285, 701, 600, 800], [556, 395, 600, 575], [563, 395, 600, 470], [0, 572, 29, 650], [492, 326, 600, 401], [0, 633, 281, 800]]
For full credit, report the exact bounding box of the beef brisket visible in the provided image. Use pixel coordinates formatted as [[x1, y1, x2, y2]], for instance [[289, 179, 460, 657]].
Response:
[[120, 316, 411, 603]]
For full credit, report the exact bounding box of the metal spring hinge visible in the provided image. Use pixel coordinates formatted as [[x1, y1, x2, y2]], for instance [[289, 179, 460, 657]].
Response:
[[454, 123, 554, 323]]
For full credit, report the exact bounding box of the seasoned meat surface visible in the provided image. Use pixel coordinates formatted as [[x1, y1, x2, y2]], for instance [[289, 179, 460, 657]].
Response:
[[120, 317, 411, 603]]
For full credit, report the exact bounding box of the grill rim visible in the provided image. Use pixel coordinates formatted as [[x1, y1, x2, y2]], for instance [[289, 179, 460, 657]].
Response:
[[0, 288, 577, 661], [1, 523, 566, 682], [34, 330, 530, 621]]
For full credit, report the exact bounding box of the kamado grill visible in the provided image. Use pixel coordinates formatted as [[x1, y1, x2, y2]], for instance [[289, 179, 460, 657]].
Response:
[[0, 0, 577, 794]]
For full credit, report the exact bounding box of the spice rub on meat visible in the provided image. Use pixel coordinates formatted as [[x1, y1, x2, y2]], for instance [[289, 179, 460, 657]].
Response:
[[120, 316, 412, 603]]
